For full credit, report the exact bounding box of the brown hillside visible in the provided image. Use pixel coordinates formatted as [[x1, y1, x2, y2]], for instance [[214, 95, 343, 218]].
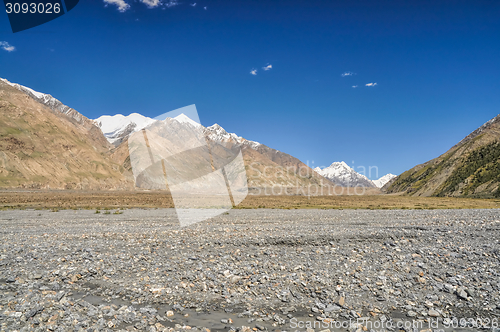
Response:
[[0, 80, 132, 189]]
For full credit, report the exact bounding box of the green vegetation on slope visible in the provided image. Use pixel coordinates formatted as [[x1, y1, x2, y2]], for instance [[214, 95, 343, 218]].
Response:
[[435, 140, 500, 197]]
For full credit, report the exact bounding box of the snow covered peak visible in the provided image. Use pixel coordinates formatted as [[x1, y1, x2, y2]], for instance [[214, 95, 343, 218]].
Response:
[[95, 113, 156, 137], [328, 161, 349, 169], [94, 113, 157, 145], [318, 161, 356, 177], [315, 161, 375, 187], [173, 113, 202, 128], [372, 173, 397, 188], [205, 123, 261, 149]]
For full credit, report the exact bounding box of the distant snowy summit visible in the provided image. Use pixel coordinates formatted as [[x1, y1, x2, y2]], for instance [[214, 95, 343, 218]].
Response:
[[372, 173, 397, 188], [314, 161, 396, 188], [314, 161, 375, 187], [93, 112, 262, 149]]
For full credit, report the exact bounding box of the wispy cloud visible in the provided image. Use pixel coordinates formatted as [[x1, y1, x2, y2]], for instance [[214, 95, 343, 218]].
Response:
[[341, 72, 354, 77], [262, 64, 272, 71], [250, 69, 257, 76], [141, 0, 161, 8], [190, 2, 196, 6], [103, 0, 130, 12], [0, 41, 15, 52], [203, 6, 207, 10], [365, 82, 377, 87], [164, 0, 179, 8], [352, 85, 358, 88]]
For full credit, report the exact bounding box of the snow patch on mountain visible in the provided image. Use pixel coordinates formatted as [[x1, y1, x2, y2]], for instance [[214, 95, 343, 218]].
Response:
[[1, 78, 47, 100], [94, 113, 156, 144], [372, 173, 397, 188], [205, 124, 261, 149]]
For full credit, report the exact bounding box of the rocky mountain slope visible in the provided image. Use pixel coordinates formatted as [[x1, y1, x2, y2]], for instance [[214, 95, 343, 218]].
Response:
[[385, 113, 500, 197], [0, 78, 109, 148], [0, 78, 131, 189]]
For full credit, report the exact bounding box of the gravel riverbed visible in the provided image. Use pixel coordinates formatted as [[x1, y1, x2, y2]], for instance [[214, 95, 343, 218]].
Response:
[[1, 208, 499, 332]]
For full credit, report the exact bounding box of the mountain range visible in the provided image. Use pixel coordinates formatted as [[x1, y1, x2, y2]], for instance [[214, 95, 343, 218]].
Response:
[[26, 75, 500, 199], [6, 76, 498, 197]]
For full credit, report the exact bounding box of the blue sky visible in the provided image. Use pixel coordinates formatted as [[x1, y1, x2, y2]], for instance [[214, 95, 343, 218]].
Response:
[[1, 0, 499, 179]]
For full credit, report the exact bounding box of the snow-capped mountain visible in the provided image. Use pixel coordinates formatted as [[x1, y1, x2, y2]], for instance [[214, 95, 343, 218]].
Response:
[[94, 112, 263, 149], [372, 173, 397, 188], [314, 161, 375, 187], [314, 162, 396, 188], [173, 113, 203, 128], [205, 124, 261, 149]]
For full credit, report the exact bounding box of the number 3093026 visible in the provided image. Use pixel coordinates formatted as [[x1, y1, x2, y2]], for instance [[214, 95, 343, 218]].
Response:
[[5, 3, 61, 14]]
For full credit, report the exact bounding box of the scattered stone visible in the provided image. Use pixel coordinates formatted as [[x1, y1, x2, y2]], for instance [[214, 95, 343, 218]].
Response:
[[407, 311, 417, 317], [457, 288, 468, 300], [428, 309, 440, 317]]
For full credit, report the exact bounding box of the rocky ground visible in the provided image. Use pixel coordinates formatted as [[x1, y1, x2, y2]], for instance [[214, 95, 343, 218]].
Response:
[[0, 208, 499, 332]]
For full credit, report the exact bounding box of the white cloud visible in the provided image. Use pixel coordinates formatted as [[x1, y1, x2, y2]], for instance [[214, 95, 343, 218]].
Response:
[[190, 3, 196, 6], [341, 72, 354, 77], [204, 6, 207, 10], [352, 85, 358, 88], [0, 41, 15, 52], [103, 0, 130, 12], [250, 69, 257, 75], [262, 64, 272, 71], [141, 0, 161, 8], [365, 82, 377, 87]]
